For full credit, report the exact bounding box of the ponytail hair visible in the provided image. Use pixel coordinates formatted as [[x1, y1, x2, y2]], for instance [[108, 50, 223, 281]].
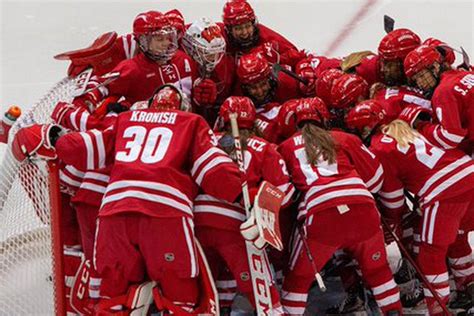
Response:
[[381, 119, 420, 147], [301, 122, 337, 165]]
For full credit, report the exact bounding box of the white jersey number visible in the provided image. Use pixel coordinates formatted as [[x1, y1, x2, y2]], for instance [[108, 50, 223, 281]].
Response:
[[116, 126, 173, 164], [398, 137, 444, 169], [295, 148, 338, 185]]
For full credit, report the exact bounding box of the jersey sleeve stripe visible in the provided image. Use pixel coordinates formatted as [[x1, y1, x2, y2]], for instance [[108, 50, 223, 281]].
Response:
[[90, 130, 106, 169], [379, 188, 404, 199], [194, 156, 233, 185], [191, 147, 223, 176], [194, 205, 246, 221], [80, 132, 95, 170], [365, 165, 384, 190]]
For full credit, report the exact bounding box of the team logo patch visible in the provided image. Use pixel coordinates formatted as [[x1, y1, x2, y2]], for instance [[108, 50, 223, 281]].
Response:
[[164, 253, 175, 262], [240, 272, 250, 281], [372, 251, 381, 261]]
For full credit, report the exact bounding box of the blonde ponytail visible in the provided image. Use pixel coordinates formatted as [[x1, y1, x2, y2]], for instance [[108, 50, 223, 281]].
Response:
[[382, 119, 420, 147], [302, 123, 337, 165]]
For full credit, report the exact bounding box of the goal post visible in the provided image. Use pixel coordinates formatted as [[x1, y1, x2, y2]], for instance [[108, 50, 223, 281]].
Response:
[[0, 77, 77, 315]]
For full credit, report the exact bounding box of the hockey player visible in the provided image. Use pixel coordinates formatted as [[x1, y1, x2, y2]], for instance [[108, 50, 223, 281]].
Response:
[[314, 68, 345, 106], [278, 98, 401, 315], [194, 96, 294, 313], [346, 100, 474, 315], [328, 73, 369, 130], [181, 17, 236, 125], [221, 0, 305, 67], [344, 28, 421, 86], [65, 10, 197, 121], [12, 86, 242, 314], [294, 54, 342, 97], [403, 45, 474, 156], [60, 9, 185, 78], [234, 52, 302, 142]]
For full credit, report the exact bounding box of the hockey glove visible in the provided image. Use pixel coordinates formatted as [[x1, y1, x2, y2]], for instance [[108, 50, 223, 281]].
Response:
[[12, 124, 64, 162], [193, 78, 217, 107], [398, 104, 432, 129], [295, 58, 317, 96]]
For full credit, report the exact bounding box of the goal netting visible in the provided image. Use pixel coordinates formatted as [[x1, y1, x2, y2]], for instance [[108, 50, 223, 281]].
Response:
[[0, 77, 77, 315]]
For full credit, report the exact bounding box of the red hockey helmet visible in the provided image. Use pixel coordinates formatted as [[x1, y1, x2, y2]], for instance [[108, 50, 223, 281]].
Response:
[[165, 9, 185, 38], [133, 11, 170, 37], [330, 74, 369, 109], [294, 97, 330, 127], [223, 0, 256, 26], [277, 99, 299, 138], [315, 68, 344, 106], [149, 84, 186, 111], [219, 96, 257, 129], [423, 37, 455, 65], [237, 52, 272, 85], [404, 45, 442, 79], [345, 100, 387, 132], [378, 28, 421, 61]]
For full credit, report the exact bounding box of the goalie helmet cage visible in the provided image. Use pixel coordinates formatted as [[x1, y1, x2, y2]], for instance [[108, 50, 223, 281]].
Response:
[[0, 77, 77, 315]]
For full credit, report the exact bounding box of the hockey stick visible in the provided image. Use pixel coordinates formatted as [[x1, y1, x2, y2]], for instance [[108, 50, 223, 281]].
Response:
[[380, 216, 451, 315], [272, 63, 309, 86], [384, 15, 395, 33], [297, 225, 327, 292], [229, 113, 275, 315]]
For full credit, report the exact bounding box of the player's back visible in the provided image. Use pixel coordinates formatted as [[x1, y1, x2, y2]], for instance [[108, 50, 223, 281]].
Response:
[[102, 109, 232, 218], [370, 132, 474, 207]]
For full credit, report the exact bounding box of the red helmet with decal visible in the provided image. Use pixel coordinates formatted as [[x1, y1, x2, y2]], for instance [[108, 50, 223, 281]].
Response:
[[165, 9, 185, 38], [223, 0, 256, 27], [294, 97, 330, 127], [345, 99, 387, 132], [423, 37, 455, 65], [237, 52, 271, 85], [277, 99, 299, 138], [378, 28, 421, 61], [133, 11, 178, 63], [404, 45, 442, 79], [149, 84, 190, 111], [330, 74, 369, 109], [315, 68, 344, 107], [219, 96, 257, 129]]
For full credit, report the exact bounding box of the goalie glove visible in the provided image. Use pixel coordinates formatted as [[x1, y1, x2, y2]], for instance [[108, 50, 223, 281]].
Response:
[[11, 124, 65, 162], [240, 213, 266, 250]]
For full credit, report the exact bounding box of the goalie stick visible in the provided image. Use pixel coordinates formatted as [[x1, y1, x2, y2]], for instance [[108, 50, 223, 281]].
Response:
[[229, 113, 276, 315], [380, 216, 451, 315]]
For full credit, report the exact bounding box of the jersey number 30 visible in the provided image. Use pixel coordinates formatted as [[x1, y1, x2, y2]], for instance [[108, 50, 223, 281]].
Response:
[[116, 126, 173, 163]]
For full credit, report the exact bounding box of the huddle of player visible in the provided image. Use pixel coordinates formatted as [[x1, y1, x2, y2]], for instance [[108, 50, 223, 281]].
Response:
[[10, 0, 474, 315]]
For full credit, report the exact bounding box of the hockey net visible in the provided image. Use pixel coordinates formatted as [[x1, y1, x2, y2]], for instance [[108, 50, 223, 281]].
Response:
[[0, 77, 77, 315]]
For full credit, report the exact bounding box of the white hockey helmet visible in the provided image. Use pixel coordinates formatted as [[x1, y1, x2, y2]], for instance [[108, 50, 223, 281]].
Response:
[[182, 17, 226, 74]]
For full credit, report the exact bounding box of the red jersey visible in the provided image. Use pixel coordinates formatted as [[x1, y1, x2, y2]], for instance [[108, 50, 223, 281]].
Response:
[[417, 70, 474, 155], [219, 23, 298, 63], [278, 131, 383, 216], [373, 86, 431, 122], [254, 102, 282, 144], [55, 109, 242, 219], [194, 135, 295, 231], [370, 132, 474, 217], [77, 51, 198, 108], [304, 54, 342, 77]]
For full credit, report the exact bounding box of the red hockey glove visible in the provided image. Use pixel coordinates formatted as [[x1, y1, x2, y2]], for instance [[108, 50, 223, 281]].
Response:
[[12, 124, 64, 162], [398, 104, 432, 129], [295, 58, 317, 96], [73, 88, 103, 112], [193, 78, 217, 107], [251, 41, 281, 64]]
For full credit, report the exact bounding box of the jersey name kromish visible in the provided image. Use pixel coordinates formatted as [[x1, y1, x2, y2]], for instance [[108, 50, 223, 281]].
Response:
[[130, 111, 177, 124]]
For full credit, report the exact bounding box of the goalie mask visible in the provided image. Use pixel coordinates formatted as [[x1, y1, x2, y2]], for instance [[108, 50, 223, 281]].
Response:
[[182, 18, 226, 74], [133, 11, 178, 64], [148, 84, 191, 112]]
